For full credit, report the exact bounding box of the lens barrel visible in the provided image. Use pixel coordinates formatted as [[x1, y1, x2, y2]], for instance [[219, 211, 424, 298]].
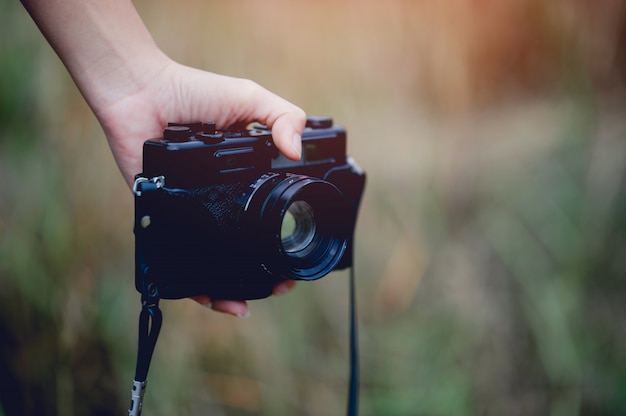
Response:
[[244, 173, 351, 281]]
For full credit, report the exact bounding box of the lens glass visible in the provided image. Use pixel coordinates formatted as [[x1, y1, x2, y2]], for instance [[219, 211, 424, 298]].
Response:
[[281, 200, 316, 254]]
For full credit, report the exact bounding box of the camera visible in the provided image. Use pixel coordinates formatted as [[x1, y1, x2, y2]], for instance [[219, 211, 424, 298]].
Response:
[[133, 116, 365, 301]]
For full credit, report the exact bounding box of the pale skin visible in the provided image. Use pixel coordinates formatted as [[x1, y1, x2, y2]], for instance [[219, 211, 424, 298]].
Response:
[[21, 0, 305, 317]]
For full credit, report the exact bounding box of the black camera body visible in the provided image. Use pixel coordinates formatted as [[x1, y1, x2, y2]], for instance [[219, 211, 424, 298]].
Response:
[[134, 116, 365, 301]]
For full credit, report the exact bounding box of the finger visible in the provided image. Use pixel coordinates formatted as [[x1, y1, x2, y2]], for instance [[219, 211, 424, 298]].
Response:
[[273, 280, 297, 295], [190, 296, 249, 319], [191, 295, 212, 307], [268, 109, 306, 161], [183, 73, 306, 161], [242, 81, 306, 161], [212, 300, 250, 319]]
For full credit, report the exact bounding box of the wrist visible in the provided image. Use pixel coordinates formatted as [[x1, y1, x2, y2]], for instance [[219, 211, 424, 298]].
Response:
[[79, 46, 172, 116], [22, 0, 172, 116]]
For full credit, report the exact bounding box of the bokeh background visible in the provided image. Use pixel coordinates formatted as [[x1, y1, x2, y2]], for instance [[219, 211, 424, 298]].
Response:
[[1, 0, 626, 415]]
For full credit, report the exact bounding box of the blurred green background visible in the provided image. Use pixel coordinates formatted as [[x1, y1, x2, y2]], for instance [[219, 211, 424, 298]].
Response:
[[1, 0, 626, 415]]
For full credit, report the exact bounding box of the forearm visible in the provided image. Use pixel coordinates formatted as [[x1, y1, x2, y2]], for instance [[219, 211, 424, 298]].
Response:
[[22, 0, 305, 187], [21, 0, 169, 115], [22, 0, 304, 316]]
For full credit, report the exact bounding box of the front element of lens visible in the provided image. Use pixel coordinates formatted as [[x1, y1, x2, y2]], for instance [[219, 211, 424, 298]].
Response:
[[281, 200, 316, 254]]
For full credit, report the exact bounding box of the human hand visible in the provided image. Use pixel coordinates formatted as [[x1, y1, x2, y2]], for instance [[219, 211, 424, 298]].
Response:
[[96, 58, 305, 317], [22, 0, 305, 318], [95, 57, 306, 189]]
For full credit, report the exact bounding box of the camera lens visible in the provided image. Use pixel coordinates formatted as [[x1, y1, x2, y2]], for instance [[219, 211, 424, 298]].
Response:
[[281, 200, 316, 254], [245, 174, 352, 281]]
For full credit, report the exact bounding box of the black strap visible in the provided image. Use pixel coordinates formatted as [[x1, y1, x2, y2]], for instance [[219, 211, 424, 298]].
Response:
[[127, 277, 358, 415], [347, 264, 359, 416], [128, 300, 162, 416], [134, 302, 162, 382], [128, 270, 163, 416]]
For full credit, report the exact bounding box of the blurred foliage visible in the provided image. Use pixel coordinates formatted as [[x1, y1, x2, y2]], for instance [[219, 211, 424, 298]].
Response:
[[1, 0, 626, 415]]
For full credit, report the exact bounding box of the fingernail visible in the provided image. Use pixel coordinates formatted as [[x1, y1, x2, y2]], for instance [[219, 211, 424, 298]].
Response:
[[236, 310, 251, 320], [292, 133, 302, 160]]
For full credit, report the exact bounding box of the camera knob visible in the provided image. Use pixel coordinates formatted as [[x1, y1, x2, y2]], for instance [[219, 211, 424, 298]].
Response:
[[202, 122, 217, 134], [163, 126, 192, 142], [197, 132, 225, 144], [306, 115, 333, 129]]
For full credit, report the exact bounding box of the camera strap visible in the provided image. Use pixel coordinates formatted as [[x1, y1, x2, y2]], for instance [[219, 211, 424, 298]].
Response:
[[127, 272, 359, 416], [347, 264, 360, 416], [128, 292, 162, 416], [129, 177, 165, 416]]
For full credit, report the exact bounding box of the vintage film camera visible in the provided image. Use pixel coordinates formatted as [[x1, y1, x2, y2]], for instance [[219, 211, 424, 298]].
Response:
[[133, 116, 366, 301]]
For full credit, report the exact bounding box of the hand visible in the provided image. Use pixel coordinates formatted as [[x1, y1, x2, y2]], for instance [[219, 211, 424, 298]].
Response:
[[95, 58, 306, 189], [21, 0, 305, 318], [96, 58, 305, 317]]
